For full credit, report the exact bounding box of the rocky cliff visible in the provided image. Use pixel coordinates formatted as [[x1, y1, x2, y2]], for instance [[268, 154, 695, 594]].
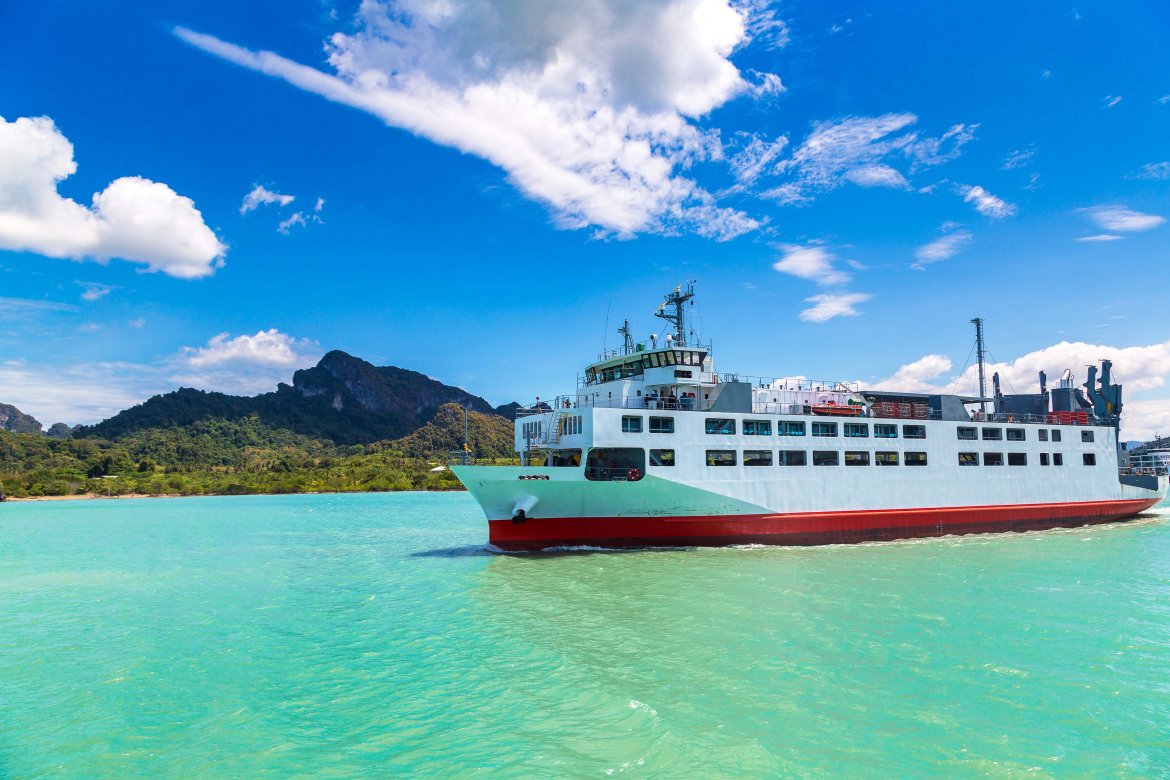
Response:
[[0, 403, 42, 434]]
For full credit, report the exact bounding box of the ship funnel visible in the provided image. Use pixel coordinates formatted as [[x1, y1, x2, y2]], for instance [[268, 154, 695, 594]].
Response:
[[1039, 371, 1047, 394]]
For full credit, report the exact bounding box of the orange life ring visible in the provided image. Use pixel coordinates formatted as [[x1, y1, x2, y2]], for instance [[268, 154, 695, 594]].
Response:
[[627, 467, 641, 481]]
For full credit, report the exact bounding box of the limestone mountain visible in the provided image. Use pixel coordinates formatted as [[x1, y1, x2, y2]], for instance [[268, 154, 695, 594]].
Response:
[[76, 350, 517, 446], [0, 403, 42, 434]]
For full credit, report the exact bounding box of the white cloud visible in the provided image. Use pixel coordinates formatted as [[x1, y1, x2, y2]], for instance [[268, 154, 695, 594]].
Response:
[[728, 134, 789, 185], [1042, 69, 1052, 79], [0, 115, 226, 279], [183, 329, 318, 369], [1080, 205, 1165, 233], [1129, 162, 1170, 180], [960, 184, 1017, 219], [759, 114, 975, 203], [773, 244, 849, 285], [175, 0, 767, 241], [0, 296, 75, 317], [800, 292, 871, 322], [844, 164, 908, 188], [1160, 95, 1170, 105], [278, 212, 308, 234], [240, 184, 295, 214], [1076, 234, 1123, 242], [1002, 147, 1034, 170], [313, 197, 325, 213], [913, 230, 971, 268], [869, 354, 953, 392], [77, 281, 113, 301], [1103, 95, 1123, 108], [869, 339, 1170, 440]]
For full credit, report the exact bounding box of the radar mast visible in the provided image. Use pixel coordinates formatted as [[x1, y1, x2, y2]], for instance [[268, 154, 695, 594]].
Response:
[[655, 282, 695, 347]]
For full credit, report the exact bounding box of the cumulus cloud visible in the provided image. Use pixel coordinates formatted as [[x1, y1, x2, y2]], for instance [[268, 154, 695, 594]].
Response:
[[1080, 205, 1165, 233], [240, 184, 295, 214], [0, 115, 226, 279], [913, 229, 971, 269], [757, 114, 975, 204], [772, 244, 850, 285], [959, 184, 1016, 219], [869, 339, 1170, 440], [176, 0, 770, 240], [182, 328, 319, 369], [800, 292, 871, 322]]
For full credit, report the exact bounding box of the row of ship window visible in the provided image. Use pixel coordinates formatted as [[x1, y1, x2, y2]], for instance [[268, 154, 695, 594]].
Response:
[[646, 449, 1098, 467], [620, 416, 1098, 444], [621, 416, 928, 438]]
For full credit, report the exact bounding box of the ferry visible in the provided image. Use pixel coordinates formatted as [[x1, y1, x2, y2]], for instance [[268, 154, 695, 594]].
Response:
[[452, 284, 1168, 551]]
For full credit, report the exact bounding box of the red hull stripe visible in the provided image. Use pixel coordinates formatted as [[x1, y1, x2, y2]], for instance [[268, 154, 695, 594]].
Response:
[[488, 498, 1162, 551]]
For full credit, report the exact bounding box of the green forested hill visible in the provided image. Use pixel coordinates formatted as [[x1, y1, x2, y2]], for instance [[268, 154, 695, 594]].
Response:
[[0, 403, 516, 499]]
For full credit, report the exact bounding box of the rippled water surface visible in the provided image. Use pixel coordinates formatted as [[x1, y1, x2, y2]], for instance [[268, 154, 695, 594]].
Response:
[[2, 493, 1170, 777]]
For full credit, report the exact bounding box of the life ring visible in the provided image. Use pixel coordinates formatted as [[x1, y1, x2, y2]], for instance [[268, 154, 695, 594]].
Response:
[[627, 467, 641, 481]]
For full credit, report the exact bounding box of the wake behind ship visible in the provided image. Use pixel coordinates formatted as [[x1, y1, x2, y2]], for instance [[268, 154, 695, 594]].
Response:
[[452, 284, 1167, 550]]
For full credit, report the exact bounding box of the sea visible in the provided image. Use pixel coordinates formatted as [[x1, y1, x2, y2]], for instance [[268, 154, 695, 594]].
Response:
[[2, 493, 1169, 778]]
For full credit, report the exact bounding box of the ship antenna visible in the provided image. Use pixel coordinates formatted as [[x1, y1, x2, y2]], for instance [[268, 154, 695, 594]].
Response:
[[617, 319, 634, 355], [971, 317, 987, 415], [654, 281, 696, 347]]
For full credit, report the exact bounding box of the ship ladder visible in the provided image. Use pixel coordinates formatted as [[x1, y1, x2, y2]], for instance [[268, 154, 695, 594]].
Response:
[[544, 410, 564, 446]]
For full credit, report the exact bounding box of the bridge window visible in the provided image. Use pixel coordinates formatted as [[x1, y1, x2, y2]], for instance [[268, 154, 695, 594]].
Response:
[[905, 452, 928, 466], [958, 452, 978, 466], [781, 450, 807, 466], [1082, 430, 1095, 443], [621, 415, 642, 433], [780, 421, 806, 437], [649, 416, 674, 434], [1083, 453, 1096, 466], [706, 450, 737, 467], [844, 451, 870, 466], [984, 452, 1004, 466], [743, 419, 772, 436], [1007, 428, 1025, 441], [875, 424, 898, 438], [957, 427, 977, 440], [812, 422, 838, 437], [1008, 452, 1028, 466], [982, 427, 1002, 441], [844, 423, 869, 438], [705, 418, 736, 435], [903, 425, 926, 440], [875, 452, 899, 466], [744, 450, 773, 466], [649, 449, 675, 467], [1039, 429, 1049, 442], [812, 450, 839, 466]]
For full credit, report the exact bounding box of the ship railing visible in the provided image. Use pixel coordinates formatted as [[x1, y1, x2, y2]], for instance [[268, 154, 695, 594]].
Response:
[[733, 375, 861, 393], [972, 412, 1111, 426], [1118, 466, 1168, 477]]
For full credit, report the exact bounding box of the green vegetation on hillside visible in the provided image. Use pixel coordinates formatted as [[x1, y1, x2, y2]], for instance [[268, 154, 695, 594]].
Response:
[[0, 403, 516, 499]]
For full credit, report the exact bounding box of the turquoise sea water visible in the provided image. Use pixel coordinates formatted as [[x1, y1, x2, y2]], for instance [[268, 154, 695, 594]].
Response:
[[2, 493, 1169, 778]]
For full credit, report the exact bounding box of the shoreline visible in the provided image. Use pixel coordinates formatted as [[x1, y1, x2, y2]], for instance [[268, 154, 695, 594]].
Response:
[[3, 487, 466, 503]]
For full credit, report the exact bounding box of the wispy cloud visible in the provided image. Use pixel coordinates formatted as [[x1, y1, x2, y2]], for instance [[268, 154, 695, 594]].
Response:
[[959, 184, 1017, 219], [0, 115, 226, 279], [800, 292, 871, 322], [1102, 95, 1123, 109], [913, 229, 972, 269], [0, 296, 76, 317], [1129, 162, 1170, 180], [1076, 234, 1123, 242], [175, 0, 770, 241], [759, 114, 976, 204], [1002, 147, 1034, 170], [772, 244, 850, 285], [240, 184, 294, 214], [77, 281, 114, 301], [1080, 205, 1165, 233]]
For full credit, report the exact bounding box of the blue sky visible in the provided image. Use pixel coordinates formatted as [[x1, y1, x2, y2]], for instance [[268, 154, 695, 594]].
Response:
[[2, 1, 1169, 438]]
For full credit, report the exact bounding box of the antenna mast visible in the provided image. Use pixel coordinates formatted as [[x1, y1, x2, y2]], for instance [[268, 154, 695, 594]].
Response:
[[617, 319, 634, 355], [654, 281, 696, 347], [971, 317, 987, 415]]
